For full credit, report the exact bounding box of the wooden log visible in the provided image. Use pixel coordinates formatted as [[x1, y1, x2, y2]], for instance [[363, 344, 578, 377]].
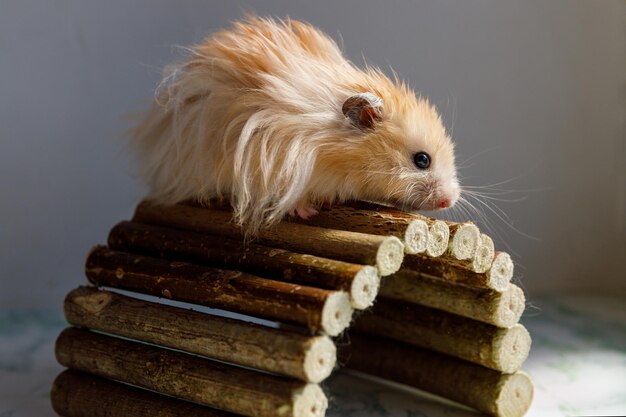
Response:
[[352, 297, 531, 373], [380, 270, 525, 328], [132, 201, 404, 276], [447, 222, 480, 260], [64, 287, 336, 383], [85, 247, 352, 336], [51, 369, 240, 417], [472, 233, 495, 274], [107, 221, 378, 310], [286, 204, 430, 255], [402, 251, 513, 291], [55, 328, 328, 417], [343, 333, 534, 417], [426, 220, 450, 257]]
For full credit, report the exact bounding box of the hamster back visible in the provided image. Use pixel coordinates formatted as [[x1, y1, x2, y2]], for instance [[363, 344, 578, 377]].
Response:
[[133, 17, 460, 232]]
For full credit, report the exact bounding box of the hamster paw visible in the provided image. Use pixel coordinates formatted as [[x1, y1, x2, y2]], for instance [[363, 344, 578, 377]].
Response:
[[290, 203, 319, 220]]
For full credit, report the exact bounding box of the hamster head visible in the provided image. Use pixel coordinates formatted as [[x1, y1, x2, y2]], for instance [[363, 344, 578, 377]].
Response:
[[317, 77, 460, 212]]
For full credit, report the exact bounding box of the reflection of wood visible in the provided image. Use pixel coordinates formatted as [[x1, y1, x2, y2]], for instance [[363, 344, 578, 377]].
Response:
[[85, 247, 352, 336], [55, 328, 328, 417], [64, 287, 336, 383], [107, 221, 378, 309], [133, 201, 404, 276], [380, 270, 525, 327], [352, 297, 531, 373], [51, 370, 238, 417], [344, 333, 534, 417]]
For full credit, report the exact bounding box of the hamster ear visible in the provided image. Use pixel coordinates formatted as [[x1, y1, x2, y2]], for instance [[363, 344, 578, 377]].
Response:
[[342, 92, 383, 130]]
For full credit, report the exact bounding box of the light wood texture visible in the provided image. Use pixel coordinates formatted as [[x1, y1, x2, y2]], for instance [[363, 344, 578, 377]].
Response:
[[107, 221, 378, 309], [446, 222, 480, 260], [343, 332, 534, 417], [426, 220, 450, 257], [472, 233, 495, 273], [64, 287, 336, 383], [51, 369, 239, 417], [352, 297, 531, 372], [380, 270, 525, 328], [85, 246, 352, 336], [133, 201, 404, 276], [55, 328, 328, 417]]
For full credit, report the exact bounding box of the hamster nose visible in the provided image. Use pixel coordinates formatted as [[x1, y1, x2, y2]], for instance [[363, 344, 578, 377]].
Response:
[[438, 198, 451, 209]]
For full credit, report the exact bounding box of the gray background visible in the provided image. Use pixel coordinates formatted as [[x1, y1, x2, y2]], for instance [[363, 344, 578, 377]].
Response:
[[1, 1, 625, 308]]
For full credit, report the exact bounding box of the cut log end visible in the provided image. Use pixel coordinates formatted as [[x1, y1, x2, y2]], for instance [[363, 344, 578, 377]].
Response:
[[321, 291, 353, 336], [449, 223, 480, 260], [426, 221, 450, 257], [487, 252, 514, 291], [375, 236, 405, 276], [303, 337, 337, 384], [494, 325, 532, 374], [472, 234, 495, 273], [351, 266, 380, 310], [495, 372, 534, 417], [403, 219, 429, 254], [495, 284, 526, 328], [292, 384, 328, 417]]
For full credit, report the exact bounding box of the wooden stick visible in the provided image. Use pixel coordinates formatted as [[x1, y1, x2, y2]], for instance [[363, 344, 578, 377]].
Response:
[[64, 287, 336, 383], [426, 220, 450, 257], [56, 328, 328, 417], [447, 222, 480, 260], [51, 369, 239, 417], [85, 247, 352, 336], [286, 204, 430, 255], [133, 201, 404, 276], [107, 221, 379, 310], [352, 297, 531, 373], [402, 251, 512, 291], [343, 333, 534, 417], [380, 270, 525, 328], [472, 233, 495, 274]]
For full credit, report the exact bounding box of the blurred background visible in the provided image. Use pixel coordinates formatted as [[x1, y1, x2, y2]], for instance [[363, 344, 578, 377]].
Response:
[[1, 0, 624, 308]]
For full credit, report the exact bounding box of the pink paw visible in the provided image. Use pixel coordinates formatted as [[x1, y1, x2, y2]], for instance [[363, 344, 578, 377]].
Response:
[[290, 203, 319, 220]]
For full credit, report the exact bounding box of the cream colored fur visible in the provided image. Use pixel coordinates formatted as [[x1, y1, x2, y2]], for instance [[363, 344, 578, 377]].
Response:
[[132, 17, 459, 232]]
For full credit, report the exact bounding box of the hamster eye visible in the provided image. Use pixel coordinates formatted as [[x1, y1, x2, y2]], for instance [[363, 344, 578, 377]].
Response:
[[413, 152, 431, 169]]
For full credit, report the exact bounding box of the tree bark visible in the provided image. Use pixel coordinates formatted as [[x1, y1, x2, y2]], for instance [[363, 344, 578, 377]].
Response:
[[132, 201, 404, 276], [51, 370, 239, 417], [285, 204, 430, 255], [402, 251, 512, 291], [342, 333, 534, 417], [379, 270, 525, 328], [352, 297, 531, 373], [85, 247, 352, 336], [64, 287, 336, 383], [55, 328, 328, 417], [107, 221, 378, 310]]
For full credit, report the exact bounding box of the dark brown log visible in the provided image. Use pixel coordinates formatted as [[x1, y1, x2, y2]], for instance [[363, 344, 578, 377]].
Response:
[[55, 328, 328, 417], [132, 201, 404, 276], [51, 369, 239, 417], [342, 333, 534, 417], [352, 297, 531, 373], [286, 204, 430, 255], [402, 251, 511, 291], [85, 247, 352, 336], [380, 270, 525, 328], [64, 287, 336, 383], [107, 221, 378, 309]]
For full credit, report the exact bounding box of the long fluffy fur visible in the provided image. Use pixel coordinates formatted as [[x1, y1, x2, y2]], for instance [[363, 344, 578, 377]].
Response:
[[133, 17, 459, 232]]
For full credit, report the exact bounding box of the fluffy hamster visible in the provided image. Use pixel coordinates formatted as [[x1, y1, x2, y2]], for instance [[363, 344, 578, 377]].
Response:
[[133, 17, 460, 232]]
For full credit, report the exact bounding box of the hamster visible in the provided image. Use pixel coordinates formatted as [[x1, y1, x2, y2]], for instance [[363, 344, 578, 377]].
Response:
[[133, 16, 460, 232]]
